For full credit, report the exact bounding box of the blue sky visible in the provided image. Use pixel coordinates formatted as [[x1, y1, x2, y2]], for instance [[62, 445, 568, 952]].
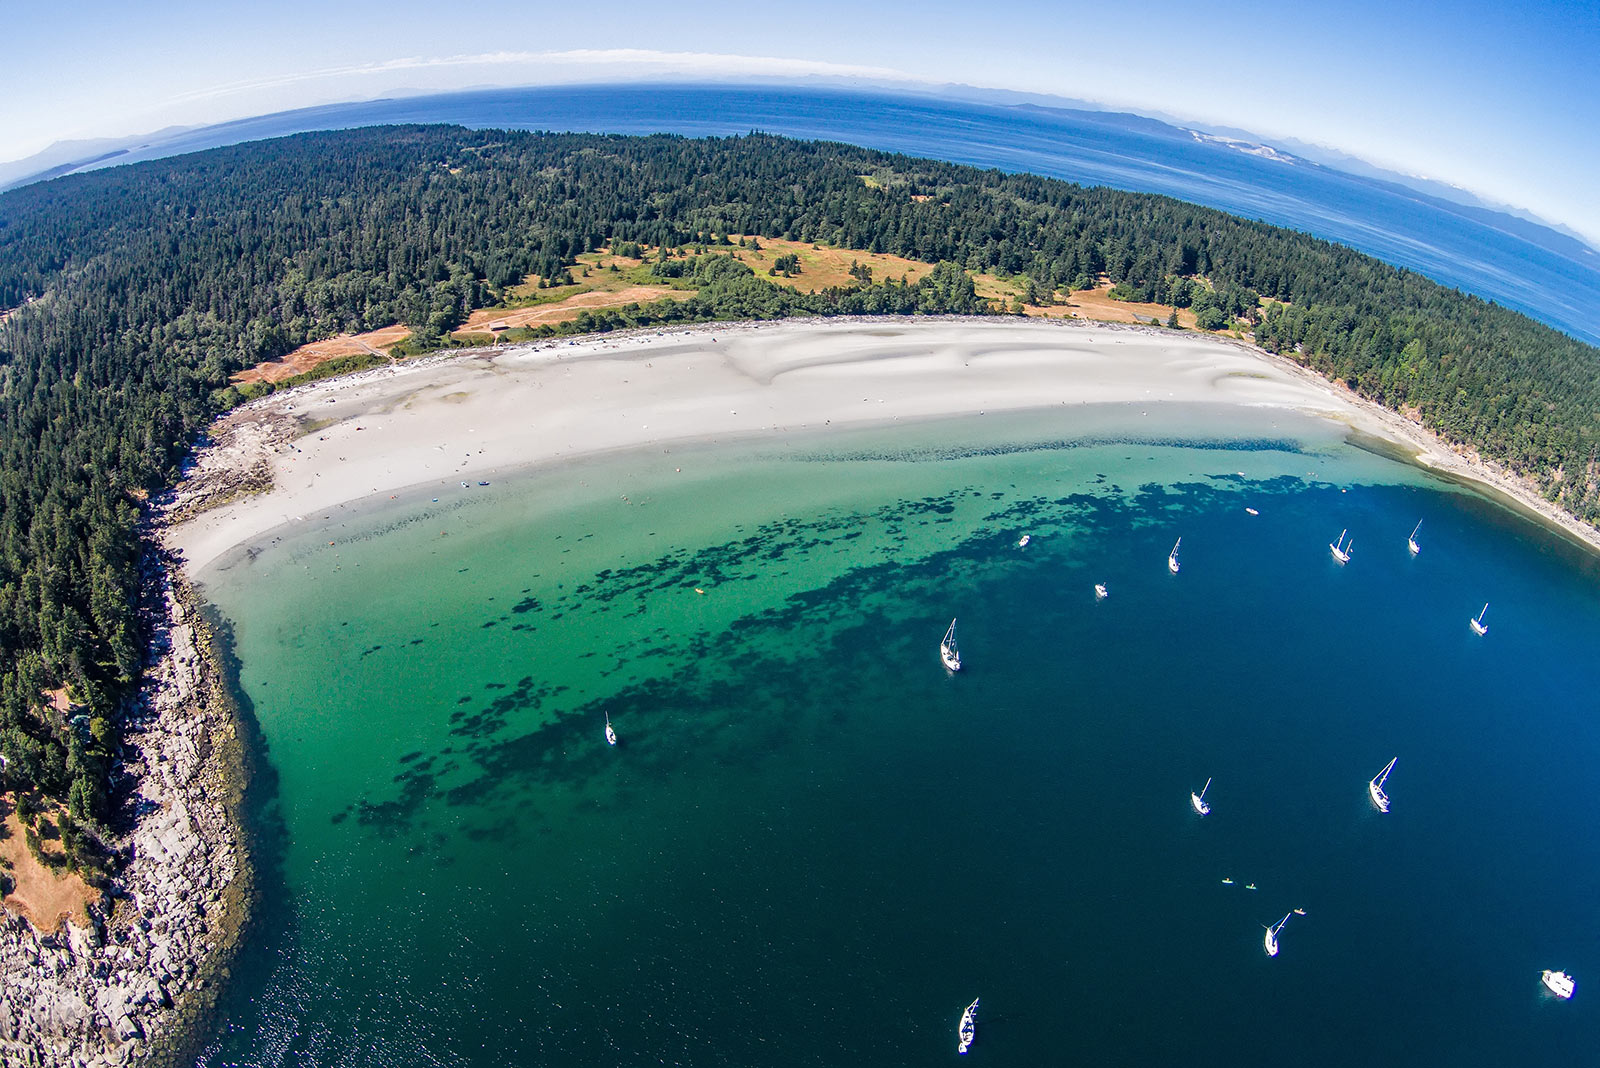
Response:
[[4, 0, 1597, 243]]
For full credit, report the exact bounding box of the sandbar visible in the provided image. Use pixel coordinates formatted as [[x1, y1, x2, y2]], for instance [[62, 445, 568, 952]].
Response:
[[164, 317, 1595, 574]]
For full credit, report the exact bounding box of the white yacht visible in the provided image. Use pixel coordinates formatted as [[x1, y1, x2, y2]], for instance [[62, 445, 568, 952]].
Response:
[[1018, 534, 1031, 548], [1542, 970, 1576, 999], [957, 997, 979, 1054], [1369, 757, 1397, 812], [1330, 528, 1352, 564], [1264, 912, 1291, 957], [1470, 603, 1489, 636], [1245, 507, 1260, 516], [1190, 777, 1212, 816], [1408, 519, 1422, 556], [1168, 537, 1182, 574], [604, 712, 617, 747], [940, 618, 962, 673], [1095, 583, 1109, 600]]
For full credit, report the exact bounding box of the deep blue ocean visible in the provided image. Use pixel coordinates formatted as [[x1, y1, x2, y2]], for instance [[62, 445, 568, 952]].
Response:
[[194, 410, 1600, 1066], [79, 84, 1600, 347]]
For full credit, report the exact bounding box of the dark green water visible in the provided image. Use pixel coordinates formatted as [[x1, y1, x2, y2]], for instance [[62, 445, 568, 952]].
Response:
[[195, 405, 1600, 1066]]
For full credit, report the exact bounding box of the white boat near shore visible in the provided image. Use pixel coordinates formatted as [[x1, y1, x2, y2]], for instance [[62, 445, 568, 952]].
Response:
[[604, 712, 617, 747], [940, 618, 962, 672], [1408, 519, 1422, 556], [957, 997, 979, 1054], [1018, 534, 1031, 548], [1330, 528, 1352, 564], [1168, 537, 1182, 574], [1542, 970, 1576, 999], [1191, 777, 1212, 816], [1369, 756, 1396, 812]]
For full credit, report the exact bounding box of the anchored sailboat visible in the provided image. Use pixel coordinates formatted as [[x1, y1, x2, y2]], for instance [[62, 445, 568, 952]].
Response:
[[940, 618, 962, 672], [1191, 777, 1212, 816], [1264, 912, 1291, 957], [1330, 528, 1352, 564], [1369, 757, 1397, 812], [1470, 603, 1489, 636], [1542, 970, 1576, 999], [604, 712, 617, 747], [1168, 537, 1182, 574], [957, 997, 979, 1054], [1408, 520, 1422, 556]]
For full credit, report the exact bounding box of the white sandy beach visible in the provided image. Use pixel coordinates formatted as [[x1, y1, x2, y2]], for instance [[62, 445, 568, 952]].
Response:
[[164, 317, 1594, 573]]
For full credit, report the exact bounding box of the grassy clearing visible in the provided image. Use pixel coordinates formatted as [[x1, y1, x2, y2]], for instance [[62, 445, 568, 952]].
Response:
[[230, 244, 1238, 387], [0, 806, 98, 932]]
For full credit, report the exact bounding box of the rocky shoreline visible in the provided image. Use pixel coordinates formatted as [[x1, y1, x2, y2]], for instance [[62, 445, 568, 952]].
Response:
[[0, 552, 253, 1068]]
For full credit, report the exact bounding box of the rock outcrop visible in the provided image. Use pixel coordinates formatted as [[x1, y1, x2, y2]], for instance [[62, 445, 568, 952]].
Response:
[[0, 558, 252, 1067]]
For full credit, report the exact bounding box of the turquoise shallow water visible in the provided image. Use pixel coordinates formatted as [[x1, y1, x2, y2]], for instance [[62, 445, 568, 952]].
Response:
[[195, 405, 1600, 1066]]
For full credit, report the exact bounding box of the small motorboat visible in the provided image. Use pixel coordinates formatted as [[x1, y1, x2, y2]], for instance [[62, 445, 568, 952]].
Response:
[[1018, 534, 1031, 548], [1542, 970, 1576, 999], [1094, 583, 1109, 600], [1245, 507, 1259, 516]]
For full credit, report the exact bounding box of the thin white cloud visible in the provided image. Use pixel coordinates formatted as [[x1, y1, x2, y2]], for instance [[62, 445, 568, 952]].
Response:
[[162, 48, 921, 107]]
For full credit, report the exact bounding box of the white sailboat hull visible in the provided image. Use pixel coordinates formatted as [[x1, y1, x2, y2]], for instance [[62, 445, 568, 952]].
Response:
[[1408, 539, 1420, 555], [1168, 555, 1180, 574], [1264, 930, 1279, 957], [1469, 618, 1488, 636], [941, 619, 961, 672], [957, 998, 979, 1054], [1368, 781, 1389, 812], [1190, 793, 1209, 816]]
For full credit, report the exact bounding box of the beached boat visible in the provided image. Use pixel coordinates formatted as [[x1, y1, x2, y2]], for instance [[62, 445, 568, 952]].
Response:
[[1542, 970, 1576, 999], [1095, 583, 1109, 600], [1191, 777, 1212, 816], [957, 997, 979, 1054], [1330, 528, 1352, 564], [1264, 912, 1291, 957], [940, 618, 962, 672], [1470, 603, 1489, 636], [605, 712, 617, 747], [1168, 537, 1182, 574], [1018, 534, 1031, 548], [1369, 757, 1397, 812], [1408, 519, 1422, 556]]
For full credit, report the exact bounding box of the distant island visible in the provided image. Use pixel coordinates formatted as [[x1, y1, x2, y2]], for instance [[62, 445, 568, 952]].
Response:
[[1, 124, 1598, 1063]]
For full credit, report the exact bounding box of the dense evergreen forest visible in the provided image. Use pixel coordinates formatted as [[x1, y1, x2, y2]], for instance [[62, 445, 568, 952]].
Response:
[[1, 126, 1597, 873]]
